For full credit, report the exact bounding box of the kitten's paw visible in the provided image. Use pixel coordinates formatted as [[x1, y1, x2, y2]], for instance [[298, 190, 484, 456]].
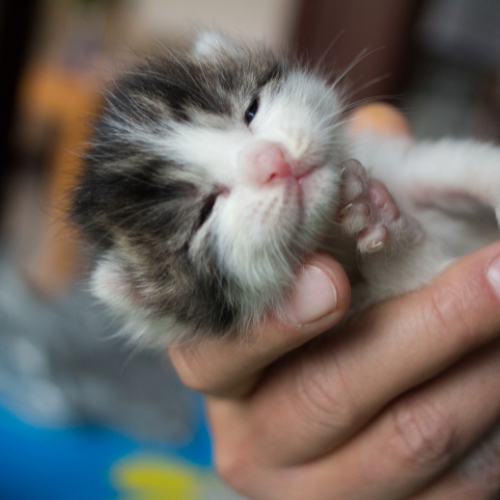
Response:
[[339, 159, 421, 254]]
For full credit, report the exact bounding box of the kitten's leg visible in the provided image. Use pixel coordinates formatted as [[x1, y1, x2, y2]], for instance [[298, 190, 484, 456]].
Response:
[[407, 140, 500, 218], [354, 136, 500, 221], [339, 159, 423, 255]]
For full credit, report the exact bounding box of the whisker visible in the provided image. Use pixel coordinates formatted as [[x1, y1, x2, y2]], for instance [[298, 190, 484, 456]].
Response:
[[313, 30, 345, 74], [332, 47, 385, 90]]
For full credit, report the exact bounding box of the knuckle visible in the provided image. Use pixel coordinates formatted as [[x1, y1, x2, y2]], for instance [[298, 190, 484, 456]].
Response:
[[213, 444, 243, 486], [387, 397, 458, 473], [169, 349, 253, 397], [292, 352, 359, 434], [213, 439, 254, 494], [424, 284, 477, 351], [169, 350, 215, 393], [422, 287, 456, 340]]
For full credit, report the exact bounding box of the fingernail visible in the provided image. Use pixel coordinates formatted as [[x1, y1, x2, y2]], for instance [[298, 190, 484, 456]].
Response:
[[283, 265, 338, 326], [487, 255, 500, 298]]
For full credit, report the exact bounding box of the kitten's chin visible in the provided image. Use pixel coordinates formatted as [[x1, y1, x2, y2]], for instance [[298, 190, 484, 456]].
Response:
[[236, 165, 339, 264]]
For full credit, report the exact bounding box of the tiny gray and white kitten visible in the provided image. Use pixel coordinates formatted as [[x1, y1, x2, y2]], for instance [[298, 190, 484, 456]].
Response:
[[72, 32, 500, 346]]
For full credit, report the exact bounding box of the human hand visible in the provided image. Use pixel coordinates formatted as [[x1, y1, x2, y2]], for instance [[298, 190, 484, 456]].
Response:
[[169, 105, 500, 499]]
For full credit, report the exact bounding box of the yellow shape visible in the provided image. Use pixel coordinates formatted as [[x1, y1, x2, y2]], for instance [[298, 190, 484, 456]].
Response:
[[112, 455, 203, 500]]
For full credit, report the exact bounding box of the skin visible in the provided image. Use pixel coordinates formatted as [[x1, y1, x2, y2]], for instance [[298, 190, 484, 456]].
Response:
[[169, 105, 500, 499]]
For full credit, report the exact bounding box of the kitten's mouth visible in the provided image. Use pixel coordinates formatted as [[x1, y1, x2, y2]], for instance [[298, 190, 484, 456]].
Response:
[[284, 176, 304, 206], [270, 165, 324, 204], [260, 164, 329, 234], [281, 168, 323, 221], [268, 164, 317, 189], [296, 165, 323, 197], [297, 167, 317, 184]]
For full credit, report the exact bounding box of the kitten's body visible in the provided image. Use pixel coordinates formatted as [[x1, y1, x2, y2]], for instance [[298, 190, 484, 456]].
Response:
[[71, 32, 500, 485], [72, 34, 500, 345]]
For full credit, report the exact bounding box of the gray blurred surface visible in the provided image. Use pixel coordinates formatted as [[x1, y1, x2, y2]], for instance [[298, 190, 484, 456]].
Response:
[[0, 249, 196, 443]]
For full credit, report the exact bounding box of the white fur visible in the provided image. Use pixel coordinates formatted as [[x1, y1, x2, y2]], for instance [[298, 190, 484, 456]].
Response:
[[193, 31, 241, 59], [345, 133, 500, 305]]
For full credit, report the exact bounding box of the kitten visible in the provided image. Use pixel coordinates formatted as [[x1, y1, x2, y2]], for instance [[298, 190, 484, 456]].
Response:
[[71, 32, 500, 346]]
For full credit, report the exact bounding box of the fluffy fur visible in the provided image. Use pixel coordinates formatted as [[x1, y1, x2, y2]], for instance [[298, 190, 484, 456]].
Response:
[[72, 33, 500, 346]]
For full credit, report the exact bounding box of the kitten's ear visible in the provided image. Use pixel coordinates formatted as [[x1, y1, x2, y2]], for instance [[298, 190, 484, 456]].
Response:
[[193, 31, 241, 59], [91, 257, 189, 346], [91, 257, 146, 314]]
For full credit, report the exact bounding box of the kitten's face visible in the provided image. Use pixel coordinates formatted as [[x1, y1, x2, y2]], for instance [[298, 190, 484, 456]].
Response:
[[72, 34, 348, 343]]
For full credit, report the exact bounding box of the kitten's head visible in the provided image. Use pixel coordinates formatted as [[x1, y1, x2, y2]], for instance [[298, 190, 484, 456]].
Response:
[[72, 33, 348, 345]]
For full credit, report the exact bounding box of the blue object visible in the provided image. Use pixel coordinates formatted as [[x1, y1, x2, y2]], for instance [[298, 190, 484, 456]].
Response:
[[0, 396, 237, 500]]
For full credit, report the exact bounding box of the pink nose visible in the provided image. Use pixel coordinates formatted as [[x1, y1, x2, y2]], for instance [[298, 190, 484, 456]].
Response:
[[253, 144, 293, 185]]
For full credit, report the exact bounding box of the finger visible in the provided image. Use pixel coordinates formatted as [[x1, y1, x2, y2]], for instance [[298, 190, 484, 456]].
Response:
[[168, 254, 351, 398], [296, 338, 500, 500], [410, 425, 500, 500], [239, 242, 500, 464], [348, 102, 412, 137], [211, 337, 500, 500]]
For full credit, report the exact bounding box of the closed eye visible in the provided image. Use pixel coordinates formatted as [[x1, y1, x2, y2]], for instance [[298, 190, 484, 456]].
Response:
[[198, 193, 218, 228]]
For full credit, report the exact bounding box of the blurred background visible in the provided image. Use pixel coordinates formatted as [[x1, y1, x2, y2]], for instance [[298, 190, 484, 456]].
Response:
[[1, 0, 500, 498]]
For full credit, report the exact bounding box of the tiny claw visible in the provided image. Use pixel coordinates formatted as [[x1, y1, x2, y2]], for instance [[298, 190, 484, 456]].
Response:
[[358, 224, 388, 253], [339, 203, 354, 218], [365, 239, 385, 253], [342, 158, 364, 174]]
